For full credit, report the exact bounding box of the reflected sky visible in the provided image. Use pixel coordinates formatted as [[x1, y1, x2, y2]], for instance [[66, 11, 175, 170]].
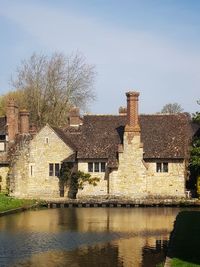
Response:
[[0, 207, 191, 267]]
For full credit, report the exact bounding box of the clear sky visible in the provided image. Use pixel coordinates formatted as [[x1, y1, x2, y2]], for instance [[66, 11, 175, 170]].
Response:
[[0, 0, 200, 114]]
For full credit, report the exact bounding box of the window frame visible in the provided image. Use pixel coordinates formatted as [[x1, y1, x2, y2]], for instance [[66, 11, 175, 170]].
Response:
[[88, 162, 93, 172], [87, 162, 106, 173], [156, 162, 169, 173], [55, 163, 60, 177], [29, 163, 35, 177], [49, 163, 54, 176], [49, 163, 60, 177]]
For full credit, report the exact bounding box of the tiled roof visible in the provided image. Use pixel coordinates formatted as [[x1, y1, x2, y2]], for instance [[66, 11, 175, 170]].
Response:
[[59, 113, 198, 166], [140, 114, 194, 159]]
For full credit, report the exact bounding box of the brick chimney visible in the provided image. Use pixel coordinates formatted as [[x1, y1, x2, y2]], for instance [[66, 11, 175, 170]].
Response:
[[19, 109, 30, 134], [125, 91, 141, 133], [69, 107, 81, 126], [6, 99, 19, 142]]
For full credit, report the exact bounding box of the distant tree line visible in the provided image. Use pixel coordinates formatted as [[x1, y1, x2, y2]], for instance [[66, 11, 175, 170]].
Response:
[[160, 103, 184, 114]]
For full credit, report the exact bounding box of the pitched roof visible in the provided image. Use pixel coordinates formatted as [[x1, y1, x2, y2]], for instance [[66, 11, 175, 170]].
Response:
[[62, 113, 197, 166], [52, 126, 78, 151], [140, 114, 194, 159]]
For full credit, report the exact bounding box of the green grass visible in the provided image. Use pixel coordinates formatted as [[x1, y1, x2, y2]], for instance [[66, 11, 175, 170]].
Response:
[[0, 193, 36, 212], [172, 258, 200, 267], [156, 262, 164, 267]]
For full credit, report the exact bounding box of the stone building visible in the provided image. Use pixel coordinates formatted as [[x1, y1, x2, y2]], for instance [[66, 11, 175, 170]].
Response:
[[0, 92, 198, 199]]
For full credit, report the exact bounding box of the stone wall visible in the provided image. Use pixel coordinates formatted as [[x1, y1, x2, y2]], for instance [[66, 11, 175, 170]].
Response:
[[76, 133, 186, 199], [109, 132, 147, 198], [0, 165, 9, 193], [10, 125, 74, 198], [8, 125, 186, 199], [77, 160, 108, 198], [146, 160, 185, 197]]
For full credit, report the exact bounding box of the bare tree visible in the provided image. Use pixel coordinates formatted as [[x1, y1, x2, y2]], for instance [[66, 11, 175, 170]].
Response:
[[3, 52, 96, 127], [161, 103, 184, 114]]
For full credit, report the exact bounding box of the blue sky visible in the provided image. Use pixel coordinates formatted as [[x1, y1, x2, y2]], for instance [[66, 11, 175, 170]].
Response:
[[0, 0, 200, 114]]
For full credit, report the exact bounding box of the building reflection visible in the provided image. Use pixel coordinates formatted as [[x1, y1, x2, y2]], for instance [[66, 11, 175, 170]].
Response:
[[0, 207, 181, 267]]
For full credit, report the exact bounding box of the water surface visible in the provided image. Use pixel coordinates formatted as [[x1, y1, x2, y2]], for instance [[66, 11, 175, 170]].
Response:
[[0, 207, 185, 267]]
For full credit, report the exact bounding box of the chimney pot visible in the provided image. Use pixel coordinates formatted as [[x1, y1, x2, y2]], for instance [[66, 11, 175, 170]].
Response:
[[119, 106, 127, 115]]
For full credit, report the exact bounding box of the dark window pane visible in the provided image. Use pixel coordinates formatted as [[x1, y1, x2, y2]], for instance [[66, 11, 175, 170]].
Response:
[[94, 162, 99, 172], [101, 162, 106, 172], [30, 165, 33, 176], [88, 162, 93, 172], [0, 135, 5, 141], [156, 163, 162, 172], [49, 163, 54, 176], [55, 163, 60, 176], [163, 162, 168, 172]]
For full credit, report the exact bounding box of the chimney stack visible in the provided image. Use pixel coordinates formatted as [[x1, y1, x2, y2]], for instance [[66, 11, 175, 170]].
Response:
[[19, 110, 30, 134], [69, 107, 81, 126], [118, 107, 127, 116], [125, 91, 140, 133], [6, 99, 19, 142]]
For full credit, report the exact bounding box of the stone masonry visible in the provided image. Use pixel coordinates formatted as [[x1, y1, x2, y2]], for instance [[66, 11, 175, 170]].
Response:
[[9, 125, 74, 198]]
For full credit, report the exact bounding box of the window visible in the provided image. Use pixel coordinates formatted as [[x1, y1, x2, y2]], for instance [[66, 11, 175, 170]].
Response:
[[101, 162, 106, 172], [49, 163, 54, 176], [88, 162, 93, 172], [88, 162, 106, 173], [163, 162, 168, 172], [49, 163, 60, 177], [29, 164, 35, 177], [0, 142, 5, 152], [156, 162, 168, 173], [94, 162, 99, 172], [0, 135, 5, 141], [55, 163, 60, 176], [45, 137, 49, 144]]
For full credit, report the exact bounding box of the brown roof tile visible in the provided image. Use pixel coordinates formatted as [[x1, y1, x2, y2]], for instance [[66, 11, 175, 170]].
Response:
[[61, 113, 198, 165]]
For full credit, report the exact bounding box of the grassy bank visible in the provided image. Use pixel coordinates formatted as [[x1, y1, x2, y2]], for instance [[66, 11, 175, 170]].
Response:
[[168, 211, 200, 267], [0, 193, 36, 212], [171, 258, 200, 266]]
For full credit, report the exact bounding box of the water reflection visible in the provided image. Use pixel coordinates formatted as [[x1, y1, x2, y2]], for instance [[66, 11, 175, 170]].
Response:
[[0, 207, 186, 267]]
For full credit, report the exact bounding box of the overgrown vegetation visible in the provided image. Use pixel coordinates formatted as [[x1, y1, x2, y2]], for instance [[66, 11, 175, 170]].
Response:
[[59, 163, 100, 198], [189, 101, 200, 193], [0, 193, 36, 212]]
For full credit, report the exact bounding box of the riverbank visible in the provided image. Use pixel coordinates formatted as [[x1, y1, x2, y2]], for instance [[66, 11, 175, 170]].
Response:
[[165, 211, 200, 267], [0, 193, 37, 215]]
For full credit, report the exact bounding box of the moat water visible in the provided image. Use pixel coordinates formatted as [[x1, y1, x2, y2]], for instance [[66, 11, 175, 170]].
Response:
[[0, 207, 187, 267]]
